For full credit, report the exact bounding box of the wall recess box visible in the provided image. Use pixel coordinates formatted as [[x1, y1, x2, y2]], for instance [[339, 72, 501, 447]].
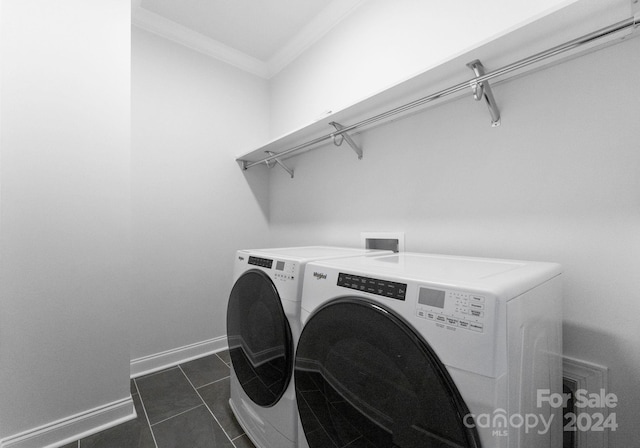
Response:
[[361, 232, 405, 253]]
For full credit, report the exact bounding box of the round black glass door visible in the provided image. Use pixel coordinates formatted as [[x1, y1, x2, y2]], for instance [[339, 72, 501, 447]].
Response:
[[227, 269, 293, 407], [295, 298, 481, 448]]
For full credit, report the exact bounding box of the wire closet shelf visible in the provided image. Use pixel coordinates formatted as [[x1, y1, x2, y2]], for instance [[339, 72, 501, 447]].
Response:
[[238, 15, 639, 176]]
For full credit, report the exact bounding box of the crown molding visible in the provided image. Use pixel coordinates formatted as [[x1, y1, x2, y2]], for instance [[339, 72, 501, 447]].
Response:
[[132, 7, 270, 78], [266, 0, 367, 77], [132, 0, 367, 80]]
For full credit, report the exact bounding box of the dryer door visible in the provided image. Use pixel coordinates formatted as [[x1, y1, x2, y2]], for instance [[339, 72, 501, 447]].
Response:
[[227, 269, 293, 407], [295, 298, 481, 448]]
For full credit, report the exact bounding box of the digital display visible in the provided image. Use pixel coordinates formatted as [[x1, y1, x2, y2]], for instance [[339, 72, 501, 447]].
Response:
[[275, 261, 285, 271], [418, 288, 446, 309]]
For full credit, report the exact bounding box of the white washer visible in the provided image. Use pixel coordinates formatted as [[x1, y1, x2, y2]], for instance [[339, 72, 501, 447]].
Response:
[[295, 252, 563, 448], [226, 246, 391, 448]]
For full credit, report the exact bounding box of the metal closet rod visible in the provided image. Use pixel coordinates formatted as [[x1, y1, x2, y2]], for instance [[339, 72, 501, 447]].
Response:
[[242, 15, 639, 170]]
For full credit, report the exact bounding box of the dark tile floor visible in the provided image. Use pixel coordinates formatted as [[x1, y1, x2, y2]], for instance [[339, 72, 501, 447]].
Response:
[[61, 350, 256, 448]]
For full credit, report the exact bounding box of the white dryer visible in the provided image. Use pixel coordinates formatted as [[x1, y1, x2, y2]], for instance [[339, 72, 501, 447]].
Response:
[[226, 246, 390, 448], [295, 252, 563, 448]]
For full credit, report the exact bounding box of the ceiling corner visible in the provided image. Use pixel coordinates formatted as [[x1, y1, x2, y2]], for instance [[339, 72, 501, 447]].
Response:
[[132, 0, 368, 80], [266, 0, 368, 78], [132, 6, 270, 79]]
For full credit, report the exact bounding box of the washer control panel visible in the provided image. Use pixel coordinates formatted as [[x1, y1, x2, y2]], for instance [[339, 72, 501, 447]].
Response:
[[415, 287, 487, 333], [337, 272, 407, 301]]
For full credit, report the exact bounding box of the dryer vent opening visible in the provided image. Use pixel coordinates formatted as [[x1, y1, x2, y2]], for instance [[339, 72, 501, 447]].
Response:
[[361, 232, 404, 253], [366, 238, 399, 252]]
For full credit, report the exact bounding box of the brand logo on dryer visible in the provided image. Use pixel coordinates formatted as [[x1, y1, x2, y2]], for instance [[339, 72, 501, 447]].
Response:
[[238, 256, 245, 261], [313, 272, 327, 280]]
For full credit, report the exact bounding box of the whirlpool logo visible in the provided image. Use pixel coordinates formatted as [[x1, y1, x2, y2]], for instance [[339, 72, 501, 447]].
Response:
[[313, 272, 327, 280]]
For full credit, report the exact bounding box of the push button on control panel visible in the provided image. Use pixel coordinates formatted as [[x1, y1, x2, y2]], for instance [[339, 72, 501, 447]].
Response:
[[415, 288, 487, 334], [416, 309, 479, 332], [446, 317, 459, 326], [274, 273, 294, 280]]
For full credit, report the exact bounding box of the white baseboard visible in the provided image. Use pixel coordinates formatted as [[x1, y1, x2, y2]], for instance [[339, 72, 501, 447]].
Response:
[[0, 397, 135, 448], [130, 335, 228, 378], [1, 337, 229, 448]]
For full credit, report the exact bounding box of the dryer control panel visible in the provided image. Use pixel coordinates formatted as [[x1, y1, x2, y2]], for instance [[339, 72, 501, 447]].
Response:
[[248, 256, 273, 269], [247, 256, 297, 281], [415, 287, 486, 333], [273, 259, 296, 281]]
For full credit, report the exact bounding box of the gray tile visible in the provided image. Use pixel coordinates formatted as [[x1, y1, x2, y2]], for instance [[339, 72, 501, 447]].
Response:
[[60, 443, 79, 448], [198, 377, 243, 439], [216, 349, 231, 366], [153, 405, 234, 448], [181, 354, 230, 388], [231, 434, 256, 448], [80, 394, 154, 448], [302, 428, 340, 448], [136, 367, 203, 425]]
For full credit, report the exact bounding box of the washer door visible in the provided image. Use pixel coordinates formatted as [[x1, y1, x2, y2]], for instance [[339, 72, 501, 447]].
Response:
[[295, 298, 481, 448], [227, 269, 293, 407]]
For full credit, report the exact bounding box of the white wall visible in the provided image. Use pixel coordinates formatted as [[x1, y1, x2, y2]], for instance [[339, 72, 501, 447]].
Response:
[[131, 28, 270, 365], [0, 0, 132, 443], [267, 34, 640, 446], [269, 0, 580, 137]]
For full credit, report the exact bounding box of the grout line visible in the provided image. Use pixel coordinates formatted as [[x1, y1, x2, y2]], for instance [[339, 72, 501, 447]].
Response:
[[299, 391, 334, 447], [150, 404, 204, 427], [215, 352, 229, 364], [230, 433, 248, 442], [178, 365, 237, 446], [134, 365, 181, 381], [344, 436, 365, 447], [230, 435, 242, 448], [195, 374, 231, 390], [133, 378, 160, 448]]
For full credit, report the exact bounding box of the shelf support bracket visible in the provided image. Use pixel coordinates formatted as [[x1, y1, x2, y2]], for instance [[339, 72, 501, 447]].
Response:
[[467, 59, 501, 127], [329, 121, 363, 159], [264, 151, 294, 178]]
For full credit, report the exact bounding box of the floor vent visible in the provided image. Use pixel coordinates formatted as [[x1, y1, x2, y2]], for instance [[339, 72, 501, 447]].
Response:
[[563, 377, 578, 448], [562, 356, 610, 448]]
